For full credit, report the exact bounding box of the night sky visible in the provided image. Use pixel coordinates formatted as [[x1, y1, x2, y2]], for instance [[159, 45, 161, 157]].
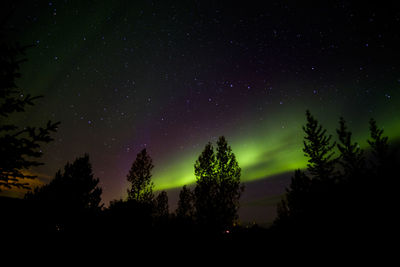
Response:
[[3, 1, 400, 224]]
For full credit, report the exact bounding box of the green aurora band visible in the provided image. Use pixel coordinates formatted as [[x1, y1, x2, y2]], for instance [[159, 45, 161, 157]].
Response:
[[4, 1, 400, 204], [152, 96, 400, 190]]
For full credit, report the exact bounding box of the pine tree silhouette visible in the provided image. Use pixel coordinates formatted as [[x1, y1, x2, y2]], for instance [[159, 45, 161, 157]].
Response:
[[303, 110, 336, 180], [336, 117, 365, 180], [0, 26, 59, 190], [367, 118, 389, 170], [274, 111, 397, 244]]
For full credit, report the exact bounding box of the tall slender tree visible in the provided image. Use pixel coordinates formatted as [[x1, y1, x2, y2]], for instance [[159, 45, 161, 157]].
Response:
[[367, 118, 389, 169], [275, 111, 337, 229], [303, 110, 336, 180], [127, 148, 154, 203], [336, 117, 365, 179], [366, 119, 394, 232]]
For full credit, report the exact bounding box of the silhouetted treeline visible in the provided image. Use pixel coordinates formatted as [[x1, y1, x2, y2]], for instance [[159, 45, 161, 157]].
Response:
[[24, 154, 102, 234], [2, 11, 398, 255], [1, 138, 249, 248], [99, 137, 244, 241], [273, 111, 398, 244], [0, 25, 397, 242], [1, 114, 398, 250]]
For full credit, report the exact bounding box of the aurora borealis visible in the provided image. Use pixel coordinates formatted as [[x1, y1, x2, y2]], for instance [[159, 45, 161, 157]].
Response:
[[2, 1, 400, 223]]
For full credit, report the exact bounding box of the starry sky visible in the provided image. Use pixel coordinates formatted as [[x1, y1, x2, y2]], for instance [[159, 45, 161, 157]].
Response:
[[3, 0, 400, 224]]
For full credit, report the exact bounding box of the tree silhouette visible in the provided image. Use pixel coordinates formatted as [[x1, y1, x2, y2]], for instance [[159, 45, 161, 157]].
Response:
[[0, 27, 59, 190], [194, 136, 243, 231], [336, 117, 365, 180], [275, 111, 342, 232], [366, 118, 393, 232], [154, 190, 169, 219], [176, 185, 195, 220], [276, 169, 311, 226], [215, 136, 243, 229], [303, 110, 336, 180], [127, 148, 154, 203], [194, 142, 217, 228], [25, 154, 102, 232], [104, 196, 154, 237], [367, 118, 389, 169], [274, 110, 398, 243], [101, 149, 157, 238]]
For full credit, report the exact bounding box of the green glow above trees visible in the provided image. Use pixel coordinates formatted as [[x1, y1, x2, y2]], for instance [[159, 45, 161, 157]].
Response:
[[152, 107, 400, 191]]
